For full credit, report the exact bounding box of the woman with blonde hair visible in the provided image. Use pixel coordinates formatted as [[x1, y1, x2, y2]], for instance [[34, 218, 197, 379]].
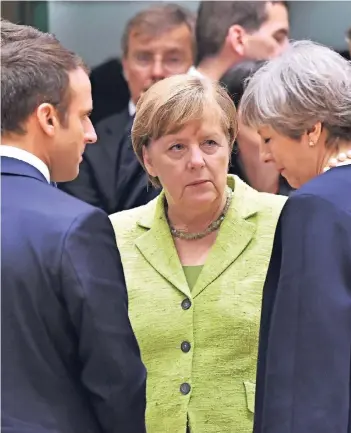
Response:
[[109, 74, 286, 433], [240, 40, 351, 433]]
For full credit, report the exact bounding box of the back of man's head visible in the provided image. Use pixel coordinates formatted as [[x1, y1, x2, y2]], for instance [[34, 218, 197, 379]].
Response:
[[1, 22, 95, 182], [195, 1, 289, 65], [0, 18, 55, 45], [1, 25, 86, 136]]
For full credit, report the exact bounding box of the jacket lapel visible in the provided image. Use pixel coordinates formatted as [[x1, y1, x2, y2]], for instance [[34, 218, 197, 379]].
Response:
[[192, 177, 259, 298], [135, 194, 191, 297], [134, 176, 260, 299]]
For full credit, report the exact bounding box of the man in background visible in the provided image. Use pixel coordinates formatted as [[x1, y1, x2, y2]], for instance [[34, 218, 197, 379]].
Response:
[[1, 21, 146, 433], [192, 1, 289, 80], [59, 4, 195, 214]]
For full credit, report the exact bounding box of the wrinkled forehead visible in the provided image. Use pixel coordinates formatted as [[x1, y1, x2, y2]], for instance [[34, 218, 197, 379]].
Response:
[[128, 23, 193, 52], [160, 102, 229, 139]]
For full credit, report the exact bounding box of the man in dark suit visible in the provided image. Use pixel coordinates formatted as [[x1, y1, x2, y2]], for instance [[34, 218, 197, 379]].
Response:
[[254, 167, 351, 433], [1, 23, 146, 433], [59, 4, 195, 214]]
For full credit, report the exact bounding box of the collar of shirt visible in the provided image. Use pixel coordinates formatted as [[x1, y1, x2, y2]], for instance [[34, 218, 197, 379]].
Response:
[[128, 100, 136, 117], [0, 145, 50, 183]]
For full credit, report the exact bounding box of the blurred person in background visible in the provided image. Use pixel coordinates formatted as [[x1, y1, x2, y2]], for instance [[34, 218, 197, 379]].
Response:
[[1, 21, 146, 433], [109, 74, 287, 433], [221, 60, 292, 195], [89, 58, 130, 125], [191, 1, 289, 80], [347, 26, 351, 57], [240, 40, 351, 433], [59, 4, 195, 214]]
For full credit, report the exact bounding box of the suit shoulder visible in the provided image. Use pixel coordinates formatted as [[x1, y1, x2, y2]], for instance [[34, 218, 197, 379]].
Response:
[[233, 176, 287, 218], [290, 167, 351, 212], [38, 187, 109, 231], [110, 199, 155, 227], [94, 110, 129, 135], [255, 190, 287, 210]]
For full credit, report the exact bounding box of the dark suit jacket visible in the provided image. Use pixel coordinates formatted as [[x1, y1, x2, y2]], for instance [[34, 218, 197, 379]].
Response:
[[254, 165, 351, 433], [90, 58, 130, 125], [59, 109, 159, 215], [1, 157, 147, 433]]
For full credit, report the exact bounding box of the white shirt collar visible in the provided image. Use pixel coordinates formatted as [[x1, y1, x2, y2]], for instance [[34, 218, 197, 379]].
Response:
[[188, 66, 206, 79], [0, 145, 50, 183], [128, 100, 136, 117]]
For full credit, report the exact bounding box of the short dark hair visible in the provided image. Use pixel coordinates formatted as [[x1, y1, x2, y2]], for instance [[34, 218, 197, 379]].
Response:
[[0, 18, 51, 45], [221, 60, 266, 107], [1, 23, 88, 136], [195, 1, 288, 64], [121, 3, 196, 57]]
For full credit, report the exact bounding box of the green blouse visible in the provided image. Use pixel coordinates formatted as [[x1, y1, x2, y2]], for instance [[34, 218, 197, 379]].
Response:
[[182, 266, 203, 291]]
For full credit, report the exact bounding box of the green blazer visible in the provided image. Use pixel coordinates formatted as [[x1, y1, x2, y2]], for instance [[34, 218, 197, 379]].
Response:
[[110, 175, 286, 433]]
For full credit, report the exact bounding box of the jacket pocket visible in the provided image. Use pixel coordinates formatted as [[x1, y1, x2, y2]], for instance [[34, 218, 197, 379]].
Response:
[[243, 380, 255, 413]]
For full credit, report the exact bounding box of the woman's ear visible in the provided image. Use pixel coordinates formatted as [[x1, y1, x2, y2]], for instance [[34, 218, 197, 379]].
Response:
[[142, 145, 157, 178], [307, 122, 323, 146]]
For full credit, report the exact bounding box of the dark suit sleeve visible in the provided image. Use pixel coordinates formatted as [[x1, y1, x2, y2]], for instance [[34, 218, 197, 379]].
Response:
[[61, 207, 146, 433], [257, 194, 351, 433], [58, 155, 104, 210]]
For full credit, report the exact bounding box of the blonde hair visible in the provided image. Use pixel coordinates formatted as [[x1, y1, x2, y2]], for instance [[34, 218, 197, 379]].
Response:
[[132, 74, 238, 187]]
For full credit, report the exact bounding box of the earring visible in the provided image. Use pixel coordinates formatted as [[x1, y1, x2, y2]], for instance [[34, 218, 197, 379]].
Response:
[[309, 140, 315, 147]]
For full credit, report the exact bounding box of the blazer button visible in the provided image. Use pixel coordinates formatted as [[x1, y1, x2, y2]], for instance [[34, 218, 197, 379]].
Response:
[[180, 382, 191, 395], [181, 341, 191, 353], [181, 298, 191, 310]]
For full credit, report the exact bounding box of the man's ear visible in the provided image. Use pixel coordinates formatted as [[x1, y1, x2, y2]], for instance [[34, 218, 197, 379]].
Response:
[[36, 103, 60, 137], [227, 24, 247, 57]]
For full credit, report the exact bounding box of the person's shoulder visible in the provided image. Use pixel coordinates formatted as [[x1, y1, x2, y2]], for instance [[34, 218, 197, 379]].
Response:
[[232, 175, 287, 218], [94, 109, 130, 136], [84, 109, 130, 159], [41, 187, 109, 231], [109, 195, 159, 234], [2, 185, 109, 255], [291, 167, 351, 211]]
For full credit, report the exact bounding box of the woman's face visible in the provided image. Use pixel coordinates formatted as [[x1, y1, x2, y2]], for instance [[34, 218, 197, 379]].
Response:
[[143, 112, 230, 209], [236, 120, 281, 193], [257, 124, 323, 188]]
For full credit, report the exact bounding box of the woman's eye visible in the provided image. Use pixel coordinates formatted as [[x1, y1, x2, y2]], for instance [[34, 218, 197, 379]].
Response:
[[204, 140, 218, 146], [169, 143, 184, 151], [263, 138, 271, 144]]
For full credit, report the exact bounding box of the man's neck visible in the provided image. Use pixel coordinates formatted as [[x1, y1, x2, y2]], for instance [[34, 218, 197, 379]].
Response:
[[196, 53, 240, 81]]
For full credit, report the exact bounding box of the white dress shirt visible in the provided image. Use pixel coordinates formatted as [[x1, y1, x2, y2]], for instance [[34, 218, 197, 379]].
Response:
[[128, 100, 136, 117], [0, 145, 50, 183]]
